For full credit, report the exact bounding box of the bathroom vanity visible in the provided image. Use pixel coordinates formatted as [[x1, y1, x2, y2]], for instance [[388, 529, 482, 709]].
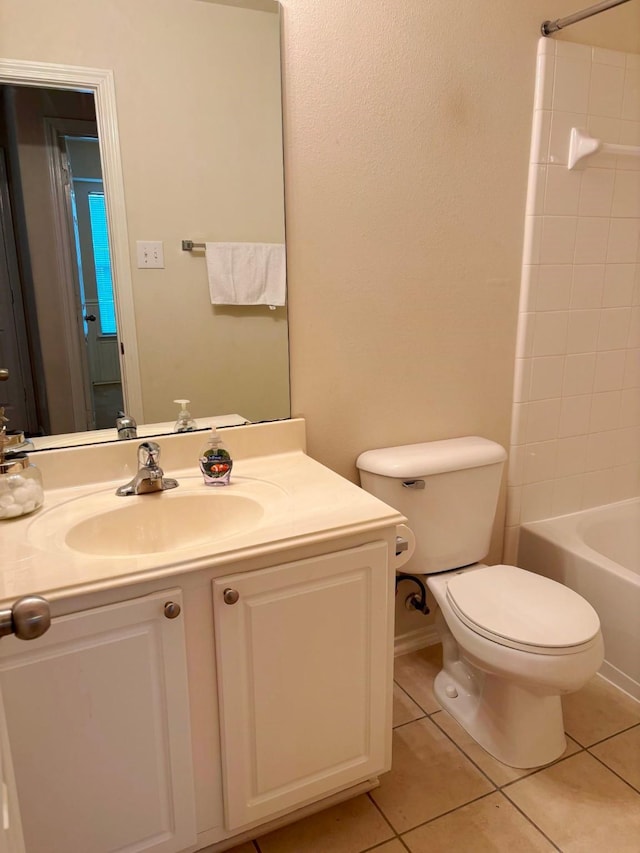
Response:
[[0, 420, 402, 853]]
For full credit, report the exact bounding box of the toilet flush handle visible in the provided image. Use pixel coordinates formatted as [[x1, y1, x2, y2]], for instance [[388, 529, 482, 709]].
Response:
[[402, 479, 425, 489]]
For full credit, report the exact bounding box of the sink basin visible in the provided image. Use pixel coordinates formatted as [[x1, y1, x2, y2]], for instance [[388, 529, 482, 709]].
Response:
[[27, 478, 284, 558], [65, 493, 263, 557]]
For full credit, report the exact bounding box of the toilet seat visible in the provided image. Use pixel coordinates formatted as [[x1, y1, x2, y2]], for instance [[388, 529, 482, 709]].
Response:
[[445, 564, 601, 655]]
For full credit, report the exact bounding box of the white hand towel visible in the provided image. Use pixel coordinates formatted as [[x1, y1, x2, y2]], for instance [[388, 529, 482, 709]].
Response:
[[205, 242, 286, 307]]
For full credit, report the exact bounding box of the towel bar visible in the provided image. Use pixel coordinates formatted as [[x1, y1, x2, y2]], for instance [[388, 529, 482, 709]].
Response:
[[182, 240, 206, 251]]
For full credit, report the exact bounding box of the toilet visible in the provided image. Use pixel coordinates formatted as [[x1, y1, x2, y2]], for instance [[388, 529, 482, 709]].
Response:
[[356, 436, 604, 769]]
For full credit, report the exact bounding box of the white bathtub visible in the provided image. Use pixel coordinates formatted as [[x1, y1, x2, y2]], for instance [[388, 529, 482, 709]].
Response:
[[518, 498, 640, 701]]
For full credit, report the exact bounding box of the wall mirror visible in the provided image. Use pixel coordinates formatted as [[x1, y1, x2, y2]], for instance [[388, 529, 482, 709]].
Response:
[[0, 0, 289, 451]]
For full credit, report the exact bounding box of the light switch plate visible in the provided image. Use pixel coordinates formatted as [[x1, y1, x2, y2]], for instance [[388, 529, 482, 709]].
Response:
[[136, 240, 164, 269]]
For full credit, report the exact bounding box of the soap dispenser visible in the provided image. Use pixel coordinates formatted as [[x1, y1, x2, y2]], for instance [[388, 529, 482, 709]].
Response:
[[173, 400, 197, 433], [199, 425, 233, 486]]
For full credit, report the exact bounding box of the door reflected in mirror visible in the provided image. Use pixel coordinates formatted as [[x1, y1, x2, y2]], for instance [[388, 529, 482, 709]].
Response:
[[0, 0, 289, 451]]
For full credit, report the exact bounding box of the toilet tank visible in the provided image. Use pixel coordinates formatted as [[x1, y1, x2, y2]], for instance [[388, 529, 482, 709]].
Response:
[[356, 437, 507, 574]]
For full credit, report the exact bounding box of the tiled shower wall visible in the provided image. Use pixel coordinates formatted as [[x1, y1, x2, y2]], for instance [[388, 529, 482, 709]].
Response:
[[505, 38, 640, 562]]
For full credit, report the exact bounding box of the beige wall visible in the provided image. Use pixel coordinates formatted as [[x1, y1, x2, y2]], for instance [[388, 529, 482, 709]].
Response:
[[1, 0, 288, 426]]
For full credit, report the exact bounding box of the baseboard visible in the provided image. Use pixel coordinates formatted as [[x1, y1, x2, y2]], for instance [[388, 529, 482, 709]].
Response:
[[394, 625, 439, 656]]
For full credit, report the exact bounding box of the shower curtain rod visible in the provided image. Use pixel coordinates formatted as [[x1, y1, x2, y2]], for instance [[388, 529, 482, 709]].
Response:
[[541, 0, 632, 35]]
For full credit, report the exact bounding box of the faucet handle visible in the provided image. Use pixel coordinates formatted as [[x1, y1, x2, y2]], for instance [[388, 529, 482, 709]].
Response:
[[138, 441, 161, 469]]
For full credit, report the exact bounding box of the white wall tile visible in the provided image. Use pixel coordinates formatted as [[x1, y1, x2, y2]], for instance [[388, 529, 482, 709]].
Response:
[[571, 264, 604, 308], [622, 67, 640, 122], [620, 387, 640, 426], [553, 57, 591, 113], [607, 218, 640, 263], [532, 311, 568, 355], [544, 166, 582, 215], [610, 464, 640, 501], [589, 62, 625, 118], [578, 168, 615, 217], [566, 309, 601, 352], [536, 265, 572, 310], [563, 352, 596, 395], [559, 394, 591, 436], [628, 307, 640, 347], [534, 54, 555, 111], [581, 469, 612, 508], [593, 349, 626, 391], [623, 348, 640, 387], [530, 355, 564, 400], [551, 474, 584, 515], [574, 217, 610, 264], [511, 43, 640, 525], [523, 440, 558, 484], [611, 172, 640, 218], [540, 216, 577, 263], [592, 47, 626, 68], [613, 426, 640, 465], [526, 399, 561, 442], [603, 264, 636, 307], [590, 389, 622, 431], [520, 480, 554, 522], [597, 307, 631, 350], [556, 42, 591, 62], [555, 435, 588, 477], [586, 430, 616, 470]]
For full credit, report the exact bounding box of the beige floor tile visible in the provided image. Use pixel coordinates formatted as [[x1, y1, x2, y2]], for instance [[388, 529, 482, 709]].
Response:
[[402, 792, 555, 852], [365, 842, 406, 853], [504, 751, 640, 852], [393, 644, 442, 714], [562, 675, 640, 746], [431, 709, 582, 786], [590, 724, 640, 791], [370, 717, 494, 833], [256, 795, 393, 853], [393, 684, 425, 728]]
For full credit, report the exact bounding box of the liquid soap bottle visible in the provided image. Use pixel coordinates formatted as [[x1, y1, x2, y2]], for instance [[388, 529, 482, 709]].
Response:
[[173, 399, 197, 432], [199, 425, 233, 486]]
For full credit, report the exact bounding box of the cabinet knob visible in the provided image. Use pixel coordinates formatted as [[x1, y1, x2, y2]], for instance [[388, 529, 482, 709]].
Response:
[[0, 596, 51, 641], [223, 588, 240, 605], [164, 601, 181, 619]]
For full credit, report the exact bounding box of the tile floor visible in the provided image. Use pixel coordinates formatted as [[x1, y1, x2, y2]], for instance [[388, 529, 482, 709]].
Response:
[[228, 645, 640, 853]]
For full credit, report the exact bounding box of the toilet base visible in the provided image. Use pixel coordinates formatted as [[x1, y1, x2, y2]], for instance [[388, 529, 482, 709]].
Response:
[[433, 661, 567, 768]]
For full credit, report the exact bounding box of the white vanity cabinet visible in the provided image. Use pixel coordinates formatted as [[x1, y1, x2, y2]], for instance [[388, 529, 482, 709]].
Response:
[[0, 589, 196, 853], [213, 541, 392, 831]]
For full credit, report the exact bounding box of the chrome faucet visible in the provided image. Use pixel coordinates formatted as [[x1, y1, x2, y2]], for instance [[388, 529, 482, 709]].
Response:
[[116, 441, 178, 496], [116, 411, 137, 440]]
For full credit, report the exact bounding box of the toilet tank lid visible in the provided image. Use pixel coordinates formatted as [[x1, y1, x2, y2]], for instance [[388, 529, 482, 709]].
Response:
[[356, 436, 506, 479]]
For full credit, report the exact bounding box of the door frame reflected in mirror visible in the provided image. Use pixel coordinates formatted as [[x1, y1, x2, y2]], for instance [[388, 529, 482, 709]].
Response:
[[0, 58, 143, 423]]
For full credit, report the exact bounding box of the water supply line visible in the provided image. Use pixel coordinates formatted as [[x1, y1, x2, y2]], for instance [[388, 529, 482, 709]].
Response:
[[395, 573, 430, 615]]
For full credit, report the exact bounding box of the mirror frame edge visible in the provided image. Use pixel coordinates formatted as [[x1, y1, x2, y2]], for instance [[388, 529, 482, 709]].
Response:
[[0, 57, 143, 423]]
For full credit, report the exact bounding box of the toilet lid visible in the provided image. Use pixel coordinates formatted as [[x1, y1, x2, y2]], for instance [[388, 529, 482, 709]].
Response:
[[446, 565, 601, 651]]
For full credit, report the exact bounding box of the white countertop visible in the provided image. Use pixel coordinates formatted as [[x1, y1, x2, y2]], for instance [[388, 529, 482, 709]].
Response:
[[0, 421, 403, 606]]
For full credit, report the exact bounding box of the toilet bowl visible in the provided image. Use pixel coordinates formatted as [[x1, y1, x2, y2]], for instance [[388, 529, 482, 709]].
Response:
[[356, 437, 604, 768], [427, 564, 603, 767]]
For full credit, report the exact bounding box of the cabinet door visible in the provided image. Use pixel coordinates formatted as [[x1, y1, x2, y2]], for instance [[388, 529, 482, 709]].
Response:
[[0, 589, 196, 853], [213, 542, 391, 830]]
